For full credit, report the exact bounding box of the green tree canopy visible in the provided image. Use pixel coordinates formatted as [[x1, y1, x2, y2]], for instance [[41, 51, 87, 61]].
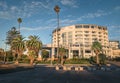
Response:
[[26, 35, 42, 55], [26, 35, 42, 65], [59, 47, 66, 65], [6, 27, 20, 45], [41, 49, 49, 60], [92, 41, 102, 64], [11, 35, 25, 64]]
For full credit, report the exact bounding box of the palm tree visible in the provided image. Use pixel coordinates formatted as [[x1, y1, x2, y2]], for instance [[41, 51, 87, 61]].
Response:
[[11, 35, 25, 64], [92, 41, 102, 64], [59, 47, 66, 65], [54, 5, 60, 58], [27, 50, 36, 65], [17, 18, 22, 33], [26, 35, 42, 65]]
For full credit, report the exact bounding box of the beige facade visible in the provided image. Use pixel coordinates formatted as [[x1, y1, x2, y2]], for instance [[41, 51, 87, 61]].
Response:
[[109, 41, 120, 58], [109, 41, 119, 50], [52, 24, 110, 58]]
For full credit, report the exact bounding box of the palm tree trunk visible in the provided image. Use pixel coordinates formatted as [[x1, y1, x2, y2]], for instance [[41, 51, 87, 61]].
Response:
[[30, 59, 34, 65], [60, 55, 64, 65], [96, 54, 99, 64]]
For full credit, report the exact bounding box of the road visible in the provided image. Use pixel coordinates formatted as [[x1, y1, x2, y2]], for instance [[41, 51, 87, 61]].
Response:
[[0, 65, 120, 83]]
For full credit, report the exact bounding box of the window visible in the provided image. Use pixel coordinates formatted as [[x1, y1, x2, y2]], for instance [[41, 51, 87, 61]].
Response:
[[75, 31, 83, 33], [98, 26, 102, 29], [98, 32, 101, 34], [91, 26, 94, 28], [68, 31, 72, 35], [75, 25, 82, 28], [84, 35, 89, 37], [85, 50, 91, 53], [92, 31, 96, 33], [83, 25, 89, 28], [84, 31, 89, 33]]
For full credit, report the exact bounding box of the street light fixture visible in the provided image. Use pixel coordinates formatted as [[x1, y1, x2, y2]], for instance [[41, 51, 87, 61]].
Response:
[[54, 5, 60, 59]]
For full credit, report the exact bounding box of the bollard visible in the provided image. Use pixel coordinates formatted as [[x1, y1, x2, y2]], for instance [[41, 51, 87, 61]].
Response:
[[55, 66, 59, 70], [75, 67, 79, 71], [63, 66, 67, 70], [79, 67, 83, 71]]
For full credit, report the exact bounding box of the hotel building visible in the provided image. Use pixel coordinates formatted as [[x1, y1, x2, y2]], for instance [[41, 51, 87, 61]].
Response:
[[109, 41, 119, 50], [51, 24, 110, 59], [109, 41, 120, 58]]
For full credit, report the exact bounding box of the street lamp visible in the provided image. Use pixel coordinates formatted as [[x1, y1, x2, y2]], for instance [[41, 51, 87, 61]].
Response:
[[50, 34, 53, 65], [54, 5, 60, 59]]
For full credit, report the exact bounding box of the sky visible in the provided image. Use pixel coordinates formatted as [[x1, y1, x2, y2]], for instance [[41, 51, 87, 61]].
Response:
[[0, 0, 120, 49]]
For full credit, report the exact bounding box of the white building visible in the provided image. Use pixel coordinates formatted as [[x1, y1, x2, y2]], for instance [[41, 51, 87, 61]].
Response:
[[52, 24, 110, 59]]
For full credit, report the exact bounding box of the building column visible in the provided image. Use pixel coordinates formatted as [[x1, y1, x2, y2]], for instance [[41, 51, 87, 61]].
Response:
[[38, 50, 42, 60], [83, 47, 85, 58], [79, 45, 81, 59], [68, 48, 73, 59], [52, 47, 55, 59]]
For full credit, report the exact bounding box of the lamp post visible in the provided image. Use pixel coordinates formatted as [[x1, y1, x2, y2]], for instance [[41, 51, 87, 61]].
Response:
[[50, 34, 53, 65], [54, 5, 60, 59]]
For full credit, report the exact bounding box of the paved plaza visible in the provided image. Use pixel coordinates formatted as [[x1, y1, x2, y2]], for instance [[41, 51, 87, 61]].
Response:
[[0, 64, 120, 83]]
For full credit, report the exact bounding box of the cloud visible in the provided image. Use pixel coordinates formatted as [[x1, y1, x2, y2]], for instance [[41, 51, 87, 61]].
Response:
[[109, 36, 120, 41], [21, 26, 55, 31], [60, 18, 77, 26], [60, 0, 78, 8], [0, 11, 12, 19], [0, 1, 8, 10], [60, 10, 111, 26], [108, 25, 120, 29], [80, 10, 111, 19], [108, 25, 120, 41], [0, 0, 51, 19], [114, 6, 120, 10], [108, 25, 120, 32]]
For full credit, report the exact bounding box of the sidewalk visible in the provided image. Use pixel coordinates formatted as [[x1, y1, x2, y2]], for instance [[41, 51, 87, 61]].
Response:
[[108, 61, 120, 67]]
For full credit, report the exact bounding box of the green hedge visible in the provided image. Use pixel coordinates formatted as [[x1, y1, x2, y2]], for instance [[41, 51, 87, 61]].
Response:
[[65, 58, 90, 64]]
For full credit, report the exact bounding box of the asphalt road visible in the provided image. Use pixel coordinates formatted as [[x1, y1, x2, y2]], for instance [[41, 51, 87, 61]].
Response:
[[0, 65, 120, 83]]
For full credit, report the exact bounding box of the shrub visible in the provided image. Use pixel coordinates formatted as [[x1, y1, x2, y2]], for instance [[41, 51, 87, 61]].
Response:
[[114, 57, 120, 61], [89, 53, 107, 65], [19, 55, 30, 63], [99, 53, 106, 64], [65, 58, 90, 64]]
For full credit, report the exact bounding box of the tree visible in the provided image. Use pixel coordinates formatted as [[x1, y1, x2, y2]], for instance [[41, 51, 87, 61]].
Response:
[[59, 47, 66, 65], [6, 27, 20, 45], [26, 35, 42, 65], [92, 41, 102, 64], [27, 50, 36, 65], [0, 48, 4, 62], [17, 18, 22, 33], [98, 53, 106, 64], [11, 35, 25, 64], [41, 49, 49, 61]]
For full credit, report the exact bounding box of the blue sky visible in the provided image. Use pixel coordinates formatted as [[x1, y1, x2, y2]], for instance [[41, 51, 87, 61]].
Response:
[[0, 0, 120, 49]]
